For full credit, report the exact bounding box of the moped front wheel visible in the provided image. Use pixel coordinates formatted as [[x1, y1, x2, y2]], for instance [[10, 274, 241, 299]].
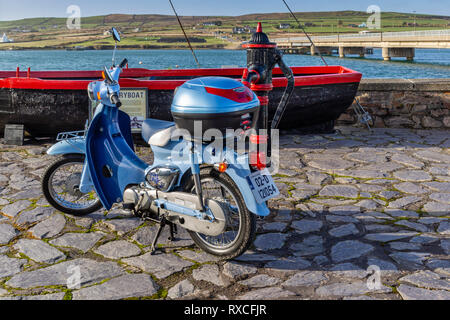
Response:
[[42, 154, 103, 216], [182, 167, 256, 260]]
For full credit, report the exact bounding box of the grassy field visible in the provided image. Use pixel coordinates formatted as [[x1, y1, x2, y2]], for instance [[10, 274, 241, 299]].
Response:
[[72, 35, 228, 49], [0, 11, 448, 50]]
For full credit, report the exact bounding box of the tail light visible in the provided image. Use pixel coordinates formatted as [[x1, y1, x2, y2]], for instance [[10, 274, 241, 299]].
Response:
[[249, 151, 267, 171], [249, 133, 268, 171], [250, 134, 268, 144]]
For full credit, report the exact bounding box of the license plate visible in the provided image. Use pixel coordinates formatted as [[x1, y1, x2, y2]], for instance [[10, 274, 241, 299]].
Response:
[[246, 169, 280, 204]]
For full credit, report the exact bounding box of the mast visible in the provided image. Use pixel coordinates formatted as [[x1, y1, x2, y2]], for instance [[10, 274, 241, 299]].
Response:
[[168, 0, 201, 68]]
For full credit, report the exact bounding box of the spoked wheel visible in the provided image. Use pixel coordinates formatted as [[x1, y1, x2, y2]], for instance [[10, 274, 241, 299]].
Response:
[[182, 167, 256, 260], [42, 154, 103, 216]]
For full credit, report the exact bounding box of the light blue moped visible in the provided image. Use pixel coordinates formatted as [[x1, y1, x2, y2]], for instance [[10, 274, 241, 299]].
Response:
[[42, 28, 280, 259]]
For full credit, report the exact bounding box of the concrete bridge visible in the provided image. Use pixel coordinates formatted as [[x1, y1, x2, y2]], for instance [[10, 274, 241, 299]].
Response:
[[275, 29, 450, 61]]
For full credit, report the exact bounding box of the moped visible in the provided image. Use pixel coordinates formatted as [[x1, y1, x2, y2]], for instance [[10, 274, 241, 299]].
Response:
[[42, 28, 281, 259]]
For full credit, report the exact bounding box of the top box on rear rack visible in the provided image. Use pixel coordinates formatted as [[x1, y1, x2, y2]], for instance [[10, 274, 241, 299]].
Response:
[[171, 77, 260, 142]]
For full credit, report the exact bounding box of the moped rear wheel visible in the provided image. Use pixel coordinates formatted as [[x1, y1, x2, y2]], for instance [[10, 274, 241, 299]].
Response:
[[182, 167, 256, 260], [42, 154, 103, 216]]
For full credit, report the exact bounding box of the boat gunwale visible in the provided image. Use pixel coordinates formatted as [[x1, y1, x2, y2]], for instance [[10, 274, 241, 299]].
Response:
[[0, 66, 362, 91]]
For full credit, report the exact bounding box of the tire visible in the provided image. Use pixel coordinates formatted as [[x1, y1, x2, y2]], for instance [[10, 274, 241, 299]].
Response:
[[182, 167, 256, 260], [42, 154, 103, 216]]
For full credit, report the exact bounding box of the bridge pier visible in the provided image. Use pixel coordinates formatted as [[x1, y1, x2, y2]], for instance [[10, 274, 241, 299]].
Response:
[[276, 29, 448, 61], [382, 47, 415, 61], [339, 46, 365, 58]]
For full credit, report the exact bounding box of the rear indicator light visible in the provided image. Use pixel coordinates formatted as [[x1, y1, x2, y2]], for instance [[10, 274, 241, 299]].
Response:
[[215, 162, 228, 173], [218, 163, 228, 173]]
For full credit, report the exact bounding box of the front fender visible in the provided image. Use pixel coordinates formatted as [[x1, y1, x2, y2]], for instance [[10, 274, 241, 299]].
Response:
[[225, 153, 270, 217], [47, 139, 85, 156]]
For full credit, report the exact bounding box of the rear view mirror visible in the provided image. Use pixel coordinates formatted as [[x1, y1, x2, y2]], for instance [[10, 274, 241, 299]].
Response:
[[112, 28, 121, 42]]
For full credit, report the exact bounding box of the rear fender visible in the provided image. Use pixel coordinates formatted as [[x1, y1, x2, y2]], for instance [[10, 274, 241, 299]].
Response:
[[47, 139, 85, 156], [176, 148, 270, 217], [225, 157, 271, 217]]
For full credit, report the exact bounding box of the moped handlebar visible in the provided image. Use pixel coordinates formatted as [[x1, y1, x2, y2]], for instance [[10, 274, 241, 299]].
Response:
[[119, 58, 128, 69], [110, 93, 122, 108]]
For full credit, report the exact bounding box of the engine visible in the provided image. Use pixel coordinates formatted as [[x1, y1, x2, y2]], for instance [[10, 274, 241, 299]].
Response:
[[122, 185, 227, 237], [123, 187, 199, 214]]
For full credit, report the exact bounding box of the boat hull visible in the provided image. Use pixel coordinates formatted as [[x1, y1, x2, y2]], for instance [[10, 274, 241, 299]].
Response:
[[0, 88, 89, 137], [0, 66, 361, 137]]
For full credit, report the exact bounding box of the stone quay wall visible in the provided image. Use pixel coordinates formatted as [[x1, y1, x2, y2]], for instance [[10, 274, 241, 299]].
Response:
[[337, 79, 450, 129]]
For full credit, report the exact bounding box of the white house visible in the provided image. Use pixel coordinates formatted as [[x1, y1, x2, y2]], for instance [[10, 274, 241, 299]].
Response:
[[232, 26, 257, 34], [1, 33, 13, 43]]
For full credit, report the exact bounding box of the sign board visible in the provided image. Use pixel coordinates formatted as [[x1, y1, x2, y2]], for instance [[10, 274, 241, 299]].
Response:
[[90, 88, 148, 133], [119, 88, 148, 132]]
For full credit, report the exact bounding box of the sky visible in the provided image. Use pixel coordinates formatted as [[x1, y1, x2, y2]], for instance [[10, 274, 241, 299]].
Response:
[[0, 0, 449, 21]]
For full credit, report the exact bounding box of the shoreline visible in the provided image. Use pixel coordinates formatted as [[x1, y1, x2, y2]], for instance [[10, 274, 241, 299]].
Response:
[[0, 46, 234, 51], [1, 47, 450, 69], [0, 43, 243, 51]]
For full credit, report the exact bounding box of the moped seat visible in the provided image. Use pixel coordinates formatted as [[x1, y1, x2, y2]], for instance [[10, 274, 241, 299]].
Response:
[[141, 119, 176, 147]]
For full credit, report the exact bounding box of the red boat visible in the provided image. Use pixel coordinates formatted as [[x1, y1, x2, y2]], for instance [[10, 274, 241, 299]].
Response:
[[0, 66, 362, 137]]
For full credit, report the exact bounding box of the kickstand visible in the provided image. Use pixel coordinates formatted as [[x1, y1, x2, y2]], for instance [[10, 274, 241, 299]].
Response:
[[168, 222, 178, 242], [149, 218, 179, 255]]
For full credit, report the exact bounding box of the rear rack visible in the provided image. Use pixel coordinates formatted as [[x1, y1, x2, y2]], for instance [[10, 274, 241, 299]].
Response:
[[56, 130, 86, 142]]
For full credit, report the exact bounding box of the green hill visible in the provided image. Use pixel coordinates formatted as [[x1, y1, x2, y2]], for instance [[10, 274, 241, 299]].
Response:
[[0, 11, 448, 50], [1, 11, 449, 32]]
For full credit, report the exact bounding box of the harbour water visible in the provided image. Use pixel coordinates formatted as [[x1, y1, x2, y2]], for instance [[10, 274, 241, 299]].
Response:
[[0, 48, 450, 79]]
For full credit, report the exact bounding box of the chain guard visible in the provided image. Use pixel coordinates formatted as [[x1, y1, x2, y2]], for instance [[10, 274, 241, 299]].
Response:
[[167, 199, 227, 237]]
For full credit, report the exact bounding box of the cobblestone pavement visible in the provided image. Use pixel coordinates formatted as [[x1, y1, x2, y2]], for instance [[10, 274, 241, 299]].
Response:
[[0, 126, 449, 300]]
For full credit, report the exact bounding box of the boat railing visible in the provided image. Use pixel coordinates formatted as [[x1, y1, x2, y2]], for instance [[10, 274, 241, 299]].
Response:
[[275, 29, 450, 43]]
